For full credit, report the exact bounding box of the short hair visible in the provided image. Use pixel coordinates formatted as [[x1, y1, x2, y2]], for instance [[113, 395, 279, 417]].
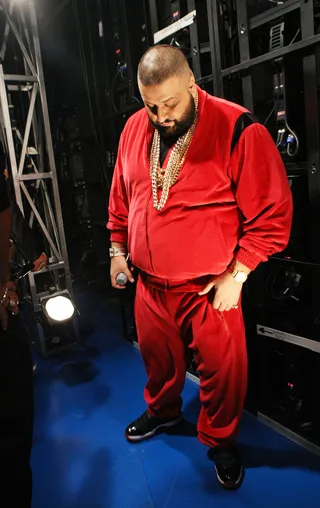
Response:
[[138, 45, 190, 86]]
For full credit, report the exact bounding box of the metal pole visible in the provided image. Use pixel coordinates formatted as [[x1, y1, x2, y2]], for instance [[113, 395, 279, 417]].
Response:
[[0, 63, 23, 211], [148, 0, 159, 37], [206, 0, 223, 96], [187, 0, 201, 80], [300, 0, 320, 262], [236, 0, 254, 112]]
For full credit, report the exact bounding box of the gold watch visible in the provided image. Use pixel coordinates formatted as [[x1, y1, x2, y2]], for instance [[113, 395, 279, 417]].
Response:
[[229, 268, 248, 284]]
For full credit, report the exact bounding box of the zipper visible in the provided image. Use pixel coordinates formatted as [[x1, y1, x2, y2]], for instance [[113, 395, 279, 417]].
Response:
[[145, 190, 155, 274]]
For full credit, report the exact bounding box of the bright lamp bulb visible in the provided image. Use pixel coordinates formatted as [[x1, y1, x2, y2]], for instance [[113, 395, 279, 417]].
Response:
[[45, 295, 75, 322]]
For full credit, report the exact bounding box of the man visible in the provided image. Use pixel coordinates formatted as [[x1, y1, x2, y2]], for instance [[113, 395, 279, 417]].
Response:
[[107, 45, 292, 489], [2, 144, 46, 374], [1, 143, 47, 276], [0, 164, 33, 506], [0, 163, 16, 329]]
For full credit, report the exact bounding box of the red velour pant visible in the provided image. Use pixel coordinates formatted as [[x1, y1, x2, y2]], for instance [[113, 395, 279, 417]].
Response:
[[134, 274, 248, 449]]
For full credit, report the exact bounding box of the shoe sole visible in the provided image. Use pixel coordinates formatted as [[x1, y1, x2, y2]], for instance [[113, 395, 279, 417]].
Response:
[[215, 465, 244, 490], [125, 416, 183, 442]]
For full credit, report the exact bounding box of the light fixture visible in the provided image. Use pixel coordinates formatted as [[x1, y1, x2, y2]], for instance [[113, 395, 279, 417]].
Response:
[[41, 290, 76, 325]]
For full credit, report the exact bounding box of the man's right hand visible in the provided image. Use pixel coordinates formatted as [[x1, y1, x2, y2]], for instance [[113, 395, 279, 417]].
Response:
[[32, 252, 47, 272], [110, 256, 134, 289], [0, 282, 19, 330]]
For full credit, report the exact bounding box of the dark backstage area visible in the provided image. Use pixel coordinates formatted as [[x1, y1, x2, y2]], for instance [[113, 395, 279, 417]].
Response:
[[2, 0, 320, 506]]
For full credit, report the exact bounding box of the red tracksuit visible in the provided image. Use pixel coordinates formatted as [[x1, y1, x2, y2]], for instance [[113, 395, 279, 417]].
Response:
[[107, 87, 293, 448]]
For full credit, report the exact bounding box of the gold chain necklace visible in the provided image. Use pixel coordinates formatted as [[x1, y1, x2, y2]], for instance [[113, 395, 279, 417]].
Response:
[[149, 94, 199, 211]]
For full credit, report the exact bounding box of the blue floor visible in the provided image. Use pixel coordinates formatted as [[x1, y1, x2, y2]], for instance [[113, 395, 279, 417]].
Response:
[[31, 294, 320, 508]]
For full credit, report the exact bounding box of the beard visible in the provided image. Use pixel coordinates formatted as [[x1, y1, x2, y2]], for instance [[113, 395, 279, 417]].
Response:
[[150, 92, 196, 139]]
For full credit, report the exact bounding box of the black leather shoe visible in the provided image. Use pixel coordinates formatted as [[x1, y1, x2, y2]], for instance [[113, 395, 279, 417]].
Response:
[[211, 446, 244, 489], [125, 410, 182, 442]]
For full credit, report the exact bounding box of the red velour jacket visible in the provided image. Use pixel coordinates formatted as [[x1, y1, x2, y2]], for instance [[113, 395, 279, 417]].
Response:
[[107, 87, 293, 280]]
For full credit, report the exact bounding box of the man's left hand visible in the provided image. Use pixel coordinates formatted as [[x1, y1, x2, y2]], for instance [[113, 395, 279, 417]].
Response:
[[198, 271, 242, 312]]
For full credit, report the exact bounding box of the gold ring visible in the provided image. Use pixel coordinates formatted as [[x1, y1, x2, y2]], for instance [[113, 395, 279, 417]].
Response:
[[232, 305, 238, 309]]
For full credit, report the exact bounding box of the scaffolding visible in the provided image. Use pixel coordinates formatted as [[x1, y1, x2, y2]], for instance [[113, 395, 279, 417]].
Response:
[[0, 0, 75, 356]]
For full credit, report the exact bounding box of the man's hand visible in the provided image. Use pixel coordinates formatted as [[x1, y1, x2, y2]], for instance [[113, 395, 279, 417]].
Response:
[[32, 252, 47, 272], [110, 256, 134, 289], [6, 281, 19, 315], [0, 282, 19, 330], [198, 271, 243, 312]]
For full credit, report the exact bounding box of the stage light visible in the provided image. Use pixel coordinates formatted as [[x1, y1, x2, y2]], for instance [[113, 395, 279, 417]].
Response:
[[41, 291, 76, 324], [45, 295, 75, 322]]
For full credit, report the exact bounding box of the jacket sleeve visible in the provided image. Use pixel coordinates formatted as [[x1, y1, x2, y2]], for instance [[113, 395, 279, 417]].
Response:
[[106, 131, 129, 245], [228, 122, 293, 271]]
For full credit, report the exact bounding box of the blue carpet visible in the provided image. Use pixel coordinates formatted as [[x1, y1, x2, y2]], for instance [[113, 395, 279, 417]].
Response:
[[31, 296, 320, 508]]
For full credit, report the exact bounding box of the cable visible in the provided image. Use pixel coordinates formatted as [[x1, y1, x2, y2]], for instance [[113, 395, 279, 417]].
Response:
[[264, 101, 278, 126], [111, 64, 127, 112], [111, 62, 141, 113], [272, 67, 299, 157], [289, 29, 300, 46], [264, 69, 281, 126], [285, 118, 299, 157], [265, 264, 302, 302], [84, 0, 101, 124]]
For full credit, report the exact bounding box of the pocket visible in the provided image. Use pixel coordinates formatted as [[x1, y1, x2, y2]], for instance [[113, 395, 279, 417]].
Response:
[[219, 311, 232, 338]]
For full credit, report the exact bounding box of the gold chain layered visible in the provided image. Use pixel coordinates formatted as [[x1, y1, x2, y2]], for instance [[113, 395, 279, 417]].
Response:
[[149, 94, 199, 211]]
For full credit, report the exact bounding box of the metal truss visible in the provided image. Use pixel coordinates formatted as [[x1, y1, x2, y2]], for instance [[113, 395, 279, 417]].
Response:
[[0, 0, 74, 354]]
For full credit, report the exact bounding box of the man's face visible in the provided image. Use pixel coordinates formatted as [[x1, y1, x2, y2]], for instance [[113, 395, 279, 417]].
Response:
[[139, 74, 196, 138]]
